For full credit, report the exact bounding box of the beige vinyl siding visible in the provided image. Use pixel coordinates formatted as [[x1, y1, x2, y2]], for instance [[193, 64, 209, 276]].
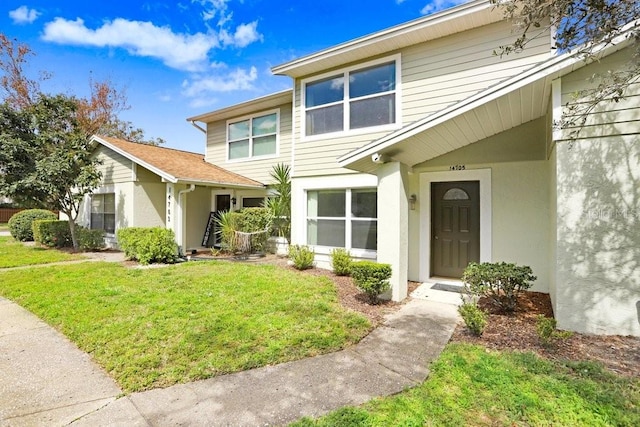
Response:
[[560, 48, 639, 142], [204, 103, 292, 184], [135, 165, 162, 183], [292, 20, 551, 178], [94, 146, 132, 184]]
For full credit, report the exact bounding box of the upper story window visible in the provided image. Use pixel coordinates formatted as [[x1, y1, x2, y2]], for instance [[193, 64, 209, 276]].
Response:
[[304, 58, 398, 137], [227, 110, 278, 161]]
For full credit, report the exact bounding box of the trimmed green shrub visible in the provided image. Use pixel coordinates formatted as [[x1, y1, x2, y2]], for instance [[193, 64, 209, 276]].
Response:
[[78, 228, 105, 251], [330, 248, 352, 276], [536, 315, 573, 346], [32, 220, 72, 248], [288, 244, 315, 270], [8, 209, 57, 241], [462, 262, 537, 312], [116, 227, 178, 264], [351, 261, 392, 304], [458, 302, 488, 336]]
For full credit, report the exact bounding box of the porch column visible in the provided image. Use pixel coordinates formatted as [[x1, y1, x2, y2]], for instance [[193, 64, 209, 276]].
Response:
[[377, 161, 409, 301]]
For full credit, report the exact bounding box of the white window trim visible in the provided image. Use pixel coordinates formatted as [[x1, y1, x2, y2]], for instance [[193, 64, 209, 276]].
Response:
[[301, 54, 402, 142], [225, 108, 280, 163]]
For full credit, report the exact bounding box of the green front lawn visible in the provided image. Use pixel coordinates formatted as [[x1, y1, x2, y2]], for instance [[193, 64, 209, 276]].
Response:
[[0, 223, 8, 232], [0, 236, 83, 268], [0, 261, 370, 392], [292, 343, 640, 426]]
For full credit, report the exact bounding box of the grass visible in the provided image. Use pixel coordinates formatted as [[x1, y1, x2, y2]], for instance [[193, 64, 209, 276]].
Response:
[[0, 236, 83, 268], [0, 261, 370, 392], [292, 343, 640, 426]]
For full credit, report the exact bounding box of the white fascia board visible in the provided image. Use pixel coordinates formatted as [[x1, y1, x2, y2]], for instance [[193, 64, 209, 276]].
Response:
[[91, 135, 178, 183], [186, 89, 292, 123], [338, 30, 635, 167], [175, 178, 265, 189], [271, 0, 493, 76]]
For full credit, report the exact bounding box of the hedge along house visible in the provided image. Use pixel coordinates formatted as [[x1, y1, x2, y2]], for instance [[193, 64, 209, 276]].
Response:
[[77, 135, 265, 252], [187, 0, 640, 337]]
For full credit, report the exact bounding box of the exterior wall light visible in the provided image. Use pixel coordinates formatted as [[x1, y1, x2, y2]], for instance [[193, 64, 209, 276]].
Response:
[[409, 194, 417, 210]]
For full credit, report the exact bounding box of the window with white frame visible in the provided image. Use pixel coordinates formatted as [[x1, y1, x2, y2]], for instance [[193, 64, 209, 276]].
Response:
[[227, 111, 278, 160], [304, 60, 397, 137], [242, 197, 265, 208], [90, 193, 115, 234], [306, 189, 377, 251]]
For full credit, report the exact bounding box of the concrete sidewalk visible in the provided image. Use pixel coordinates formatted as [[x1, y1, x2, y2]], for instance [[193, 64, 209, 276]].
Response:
[[1, 295, 459, 426]]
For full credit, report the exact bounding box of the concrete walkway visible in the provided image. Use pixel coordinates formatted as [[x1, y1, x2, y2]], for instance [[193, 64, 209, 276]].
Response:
[[1, 291, 459, 426]]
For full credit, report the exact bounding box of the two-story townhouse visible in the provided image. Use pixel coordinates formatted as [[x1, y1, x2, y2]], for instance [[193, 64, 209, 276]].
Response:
[[188, 0, 640, 337]]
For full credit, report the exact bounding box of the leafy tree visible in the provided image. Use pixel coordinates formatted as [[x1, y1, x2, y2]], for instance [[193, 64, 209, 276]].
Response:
[[0, 95, 101, 249], [491, 0, 639, 139]]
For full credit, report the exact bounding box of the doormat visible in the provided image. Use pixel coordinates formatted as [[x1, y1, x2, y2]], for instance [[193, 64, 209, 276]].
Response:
[[431, 283, 464, 293]]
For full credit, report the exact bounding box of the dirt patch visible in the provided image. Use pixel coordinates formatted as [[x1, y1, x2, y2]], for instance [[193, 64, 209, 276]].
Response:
[[451, 291, 640, 378]]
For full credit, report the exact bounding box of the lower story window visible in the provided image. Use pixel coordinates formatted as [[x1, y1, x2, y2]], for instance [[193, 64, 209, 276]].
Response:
[[242, 197, 265, 208], [91, 193, 115, 233], [306, 188, 377, 251]]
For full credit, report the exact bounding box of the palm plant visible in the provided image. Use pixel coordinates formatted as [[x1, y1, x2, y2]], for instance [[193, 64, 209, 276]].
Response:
[[263, 163, 291, 241]]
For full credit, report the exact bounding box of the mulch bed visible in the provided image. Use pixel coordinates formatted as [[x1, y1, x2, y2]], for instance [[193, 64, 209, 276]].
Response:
[[450, 291, 640, 378]]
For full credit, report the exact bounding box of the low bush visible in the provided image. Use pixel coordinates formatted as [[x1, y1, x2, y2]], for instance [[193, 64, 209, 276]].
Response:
[[216, 208, 272, 254], [288, 244, 315, 270], [8, 209, 57, 241], [462, 262, 537, 312], [78, 228, 105, 251], [536, 315, 572, 346], [116, 227, 178, 264], [351, 261, 392, 304], [330, 248, 352, 276], [32, 220, 72, 248], [458, 303, 488, 336]]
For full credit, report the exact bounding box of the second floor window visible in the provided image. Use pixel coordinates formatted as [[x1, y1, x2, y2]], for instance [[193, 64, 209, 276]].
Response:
[[228, 111, 278, 160], [304, 60, 397, 137]]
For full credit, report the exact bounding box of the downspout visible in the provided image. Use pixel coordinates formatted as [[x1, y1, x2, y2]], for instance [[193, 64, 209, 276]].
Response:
[[177, 184, 196, 254], [190, 120, 206, 134]]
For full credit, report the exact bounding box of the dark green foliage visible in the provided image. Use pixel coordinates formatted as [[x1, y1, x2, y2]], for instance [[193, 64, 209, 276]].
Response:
[[0, 95, 102, 249], [462, 262, 537, 312], [8, 209, 57, 241], [116, 227, 178, 264], [458, 302, 488, 336], [330, 248, 352, 276], [288, 245, 315, 270], [351, 261, 392, 304], [32, 220, 72, 248], [77, 228, 105, 251]]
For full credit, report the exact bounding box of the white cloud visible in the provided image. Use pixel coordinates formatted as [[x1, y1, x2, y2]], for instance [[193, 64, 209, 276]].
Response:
[[42, 17, 218, 72], [421, 0, 470, 15], [9, 5, 41, 24], [182, 66, 258, 98], [219, 21, 262, 48]]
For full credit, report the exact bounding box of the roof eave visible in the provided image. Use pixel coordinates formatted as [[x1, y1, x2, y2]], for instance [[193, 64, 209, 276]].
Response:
[[174, 178, 265, 189], [186, 89, 293, 123], [337, 30, 636, 169], [271, 0, 495, 77]]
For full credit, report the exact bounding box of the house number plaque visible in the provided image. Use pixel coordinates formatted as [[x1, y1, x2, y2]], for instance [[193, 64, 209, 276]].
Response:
[[449, 164, 466, 171]]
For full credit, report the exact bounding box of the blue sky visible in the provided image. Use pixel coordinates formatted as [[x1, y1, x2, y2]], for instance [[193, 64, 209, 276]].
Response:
[[1, 0, 469, 152]]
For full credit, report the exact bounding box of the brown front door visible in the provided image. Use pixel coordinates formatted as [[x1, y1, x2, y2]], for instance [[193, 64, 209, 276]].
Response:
[[431, 181, 480, 278]]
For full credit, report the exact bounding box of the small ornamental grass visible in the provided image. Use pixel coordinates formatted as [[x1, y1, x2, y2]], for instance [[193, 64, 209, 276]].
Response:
[[289, 244, 315, 270]]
